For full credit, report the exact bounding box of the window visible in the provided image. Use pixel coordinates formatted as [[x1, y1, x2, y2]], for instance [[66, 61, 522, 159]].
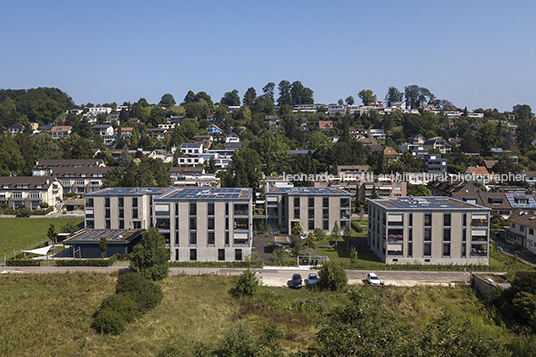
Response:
[[424, 228, 431, 241], [208, 218, 214, 230], [189, 218, 197, 230], [190, 202, 196, 216], [235, 249, 243, 261], [424, 214, 431, 226], [408, 213, 413, 226], [443, 228, 451, 241], [175, 232, 179, 245], [105, 198, 110, 207], [461, 243, 466, 257], [520, 226, 525, 232], [323, 197, 329, 207], [443, 214, 451, 227], [132, 208, 138, 219], [423, 242, 431, 256], [225, 231, 229, 246], [133, 221, 141, 229], [208, 202, 214, 216], [218, 249, 225, 261], [189, 232, 197, 245], [86, 198, 94, 208], [105, 219, 110, 229], [309, 197, 314, 207], [530, 228, 534, 235], [132, 197, 138, 208], [119, 220, 124, 229], [309, 219, 314, 231], [119, 209, 124, 219], [175, 249, 179, 261], [105, 209, 110, 218], [294, 197, 300, 208], [323, 219, 329, 231], [407, 242, 412, 257], [207, 232, 215, 246], [118, 197, 124, 208], [443, 243, 451, 257], [190, 249, 197, 261]]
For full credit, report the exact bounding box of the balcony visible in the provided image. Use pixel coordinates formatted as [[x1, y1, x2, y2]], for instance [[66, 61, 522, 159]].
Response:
[[387, 250, 404, 256], [29, 193, 42, 200], [387, 234, 404, 244], [11, 194, 25, 201], [471, 219, 488, 227], [471, 236, 487, 242]]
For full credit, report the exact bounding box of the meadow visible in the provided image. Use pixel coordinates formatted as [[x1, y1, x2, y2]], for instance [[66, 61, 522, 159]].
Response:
[[0, 272, 529, 356], [0, 217, 83, 258]]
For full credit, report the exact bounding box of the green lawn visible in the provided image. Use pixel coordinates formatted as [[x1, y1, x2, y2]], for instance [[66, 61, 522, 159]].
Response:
[[0, 217, 83, 258]]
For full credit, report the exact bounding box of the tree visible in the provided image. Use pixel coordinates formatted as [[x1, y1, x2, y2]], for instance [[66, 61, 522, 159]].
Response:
[[409, 184, 433, 196], [358, 89, 377, 105], [343, 223, 352, 250], [182, 90, 196, 104], [220, 89, 240, 106], [61, 221, 79, 234], [317, 261, 347, 291], [262, 82, 275, 101], [277, 80, 292, 106], [291, 222, 304, 237], [345, 95, 355, 105], [242, 87, 257, 107], [233, 269, 259, 297], [129, 227, 170, 281], [331, 221, 341, 247], [305, 232, 318, 249], [99, 236, 108, 258], [158, 93, 176, 107], [47, 224, 56, 245], [384, 86, 404, 107], [118, 145, 132, 167]]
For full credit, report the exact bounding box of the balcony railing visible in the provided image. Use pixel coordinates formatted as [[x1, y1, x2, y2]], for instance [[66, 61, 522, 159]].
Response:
[[387, 250, 403, 256], [471, 219, 488, 227]]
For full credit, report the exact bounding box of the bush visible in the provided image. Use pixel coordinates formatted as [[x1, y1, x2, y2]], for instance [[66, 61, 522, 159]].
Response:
[[115, 272, 163, 311], [233, 269, 259, 297], [99, 294, 139, 323], [6, 260, 41, 267], [318, 261, 347, 291], [55, 256, 118, 267]]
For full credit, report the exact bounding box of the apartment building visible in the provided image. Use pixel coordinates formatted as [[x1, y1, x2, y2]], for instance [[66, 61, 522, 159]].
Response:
[[0, 176, 63, 210], [358, 179, 407, 199], [265, 187, 351, 233], [84, 187, 253, 262], [504, 214, 536, 253], [33, 159, 111, 194], [368, 196, 490, 265]]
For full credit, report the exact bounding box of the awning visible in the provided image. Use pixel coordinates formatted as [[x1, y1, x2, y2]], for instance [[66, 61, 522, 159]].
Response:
[[21, 245, 53, 256]]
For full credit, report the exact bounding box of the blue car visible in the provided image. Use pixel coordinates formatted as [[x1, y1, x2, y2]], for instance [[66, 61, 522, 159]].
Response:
[[307, 273, 319, 286]]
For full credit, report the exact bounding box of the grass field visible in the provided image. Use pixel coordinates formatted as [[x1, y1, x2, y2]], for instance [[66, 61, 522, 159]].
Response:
[[0, 272, 525, 356], [0, 217, 84, 258]]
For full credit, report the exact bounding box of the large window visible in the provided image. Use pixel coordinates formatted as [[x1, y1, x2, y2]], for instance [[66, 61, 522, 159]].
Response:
[[235, 249, 243, 261], [218, 249, 225, 261], [424, 228, 431, 241], [189, 202, 196, 216], [423, 242, 432, 256], [208, 202, 215, 216], [424, 214, 431, 226], [443, 214, 451, 227], [190, 249, 197, 261], [189, 232, 197, 245], [207, 232, 215, 246]]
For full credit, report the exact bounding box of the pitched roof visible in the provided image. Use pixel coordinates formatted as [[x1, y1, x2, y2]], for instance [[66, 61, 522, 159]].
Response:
[[383, 147, 398, 156], [318, 121, 333, 129], [467, 166, 489, 176], [51, 126, 72, 132], [509, 214, 536, 229], [0, 176, 58, 189]]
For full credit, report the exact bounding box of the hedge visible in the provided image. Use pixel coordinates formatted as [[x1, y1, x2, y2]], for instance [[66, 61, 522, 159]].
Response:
[[6, 260, 41, 267], [55, 255, 119, 267]]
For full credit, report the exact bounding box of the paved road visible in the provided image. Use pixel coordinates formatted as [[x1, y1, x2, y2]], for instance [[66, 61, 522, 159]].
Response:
[[1, 266, 474, 287]]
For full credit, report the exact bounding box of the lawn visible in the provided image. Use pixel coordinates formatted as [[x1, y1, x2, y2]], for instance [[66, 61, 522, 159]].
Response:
[[0, 217, 84, 258]]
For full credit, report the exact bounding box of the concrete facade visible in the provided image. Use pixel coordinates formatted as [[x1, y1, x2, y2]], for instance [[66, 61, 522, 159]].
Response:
[[368, 196, 490, 265], [265, 187, 351, 234]]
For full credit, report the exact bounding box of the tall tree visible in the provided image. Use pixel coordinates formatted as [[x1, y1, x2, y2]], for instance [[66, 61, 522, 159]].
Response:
[[358, 89, 377, 105], [221, 89, 241, 106], [277, 80, 292, 106], [262, 82, 275, 101], [345, 95, 355, 106], [129, 227, 170, 281], [384, 86, 404, 107], [242, 87, 257, 107], [158, 93, 176, 107]]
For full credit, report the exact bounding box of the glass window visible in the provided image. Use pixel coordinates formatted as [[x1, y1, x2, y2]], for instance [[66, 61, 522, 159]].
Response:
[[132, 208, 138, 219], [423, 242, 432, 256], [190, 249, 197, 261], [208, 218, 214, 230], [443, 214, 451, 227], [190, 218, 196, 230], [132, 197, 138, 208], [443, 228, 451, 241], [189, 232, 197, 245], [218, 249, 225, 261], [424, 214, 431, 226], [189, 202, 196, 216], [105, 197, 110, 207], [208, 232, 215, 246], [235, 249, 242, 261], [208, 202, 215, 216], [424, 228, 431, 241], [443, 243, 451, 257], [118, 197, 124, 208]]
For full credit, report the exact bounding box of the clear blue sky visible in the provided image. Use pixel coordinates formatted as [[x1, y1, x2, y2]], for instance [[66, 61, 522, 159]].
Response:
[[1, 0, 535, 112]]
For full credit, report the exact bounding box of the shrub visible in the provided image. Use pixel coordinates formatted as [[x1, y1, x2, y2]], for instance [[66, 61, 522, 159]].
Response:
[[129, 227, 170, 281], [115, 272, 163, 311], [318, 261, 347, 291], [92, 295, 139, 335], [6, 260, 41, 267], [233, 269, 259, 297]]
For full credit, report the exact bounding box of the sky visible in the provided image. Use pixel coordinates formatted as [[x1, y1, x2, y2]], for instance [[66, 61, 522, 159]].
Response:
[[1, 0, 535, 112]]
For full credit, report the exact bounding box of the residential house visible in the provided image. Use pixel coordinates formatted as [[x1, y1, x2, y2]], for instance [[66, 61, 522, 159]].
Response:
[[383, 147, 399, 162], [0, 176, 63, 210], [465, 166, 490, 185], [85, 187, 254, 261], [148, 149, 174, 164], [368, 196, 490, 265], [292, 104, 317, 113], [368, 129, 386, 140], [357, 137, 380, 146], [93, 124, 115, 146], [358, 178, 406, 200], [327, 105, 346, 116], [33, 159, 110, 194], [422, 154, 447, 174], [504, 214, 536, 253], [423, 137, 451, 154], [106, 113, 120, 123], [225, 133, 240, 143], [8, 124, 25, 136], [87, 107, 112, 115], [409, 133, 426, 145], [150, 128, 167, 141], [180, 142, 204, 155], [207, 124, 223, 134], [265, 115, 279, 125], [61, 229, 144, 258], [50, 126, 72, 139], [114, 127, 133, 137], [265, 187, 351, 233], [522, 171, 536, 186], [349, 128, 367, 139]]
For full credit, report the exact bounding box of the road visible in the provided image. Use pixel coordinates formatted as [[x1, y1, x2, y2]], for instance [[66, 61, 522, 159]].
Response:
[[1, 266, 473, 287]]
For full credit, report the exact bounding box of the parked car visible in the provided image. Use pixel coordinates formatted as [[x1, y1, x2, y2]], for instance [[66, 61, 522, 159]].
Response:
[[366, 273, 381, 286], [306, 273, 319, 286], [16, 213, 30, 218], [289, 274, 303, 289]]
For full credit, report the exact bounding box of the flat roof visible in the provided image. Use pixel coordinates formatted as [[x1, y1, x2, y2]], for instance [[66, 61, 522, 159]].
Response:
[[63, 229, 143, 243], [266, 187, 351, 196], [86, 187, 173, 196], [157, 187, 252, 200], [370, 196, 489, 210]]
